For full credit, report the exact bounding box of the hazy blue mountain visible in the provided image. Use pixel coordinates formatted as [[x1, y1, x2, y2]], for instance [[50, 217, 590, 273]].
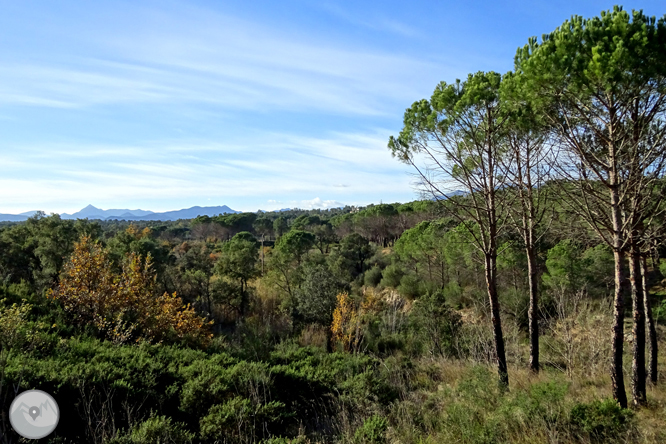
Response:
[[0, 214, 29, 222], [431, 190, 467, 200], [0, 205, 238, 222], [61, 205, 155, 220], [19, 211, 39, 217], [106, 205, 239, 221]]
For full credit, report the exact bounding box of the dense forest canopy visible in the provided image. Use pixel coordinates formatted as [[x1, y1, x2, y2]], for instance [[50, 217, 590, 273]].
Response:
[[1, 6, 666, 444]]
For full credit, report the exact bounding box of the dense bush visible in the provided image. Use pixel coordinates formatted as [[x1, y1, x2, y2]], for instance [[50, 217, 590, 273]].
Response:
[[378, 263, 404, 288], [569, 399, 635, 442], [409, 291, 461, 358], [115, 416, 195, 444], [294, 263, 344, 326], [363, 266, 383, 287]]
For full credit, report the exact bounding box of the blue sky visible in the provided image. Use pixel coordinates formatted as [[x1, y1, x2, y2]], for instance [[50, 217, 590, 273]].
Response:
[[0, 1, 663, 214]]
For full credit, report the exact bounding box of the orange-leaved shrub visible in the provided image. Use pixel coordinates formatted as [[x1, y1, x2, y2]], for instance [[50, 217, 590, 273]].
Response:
[[49, 235, 212, 345]]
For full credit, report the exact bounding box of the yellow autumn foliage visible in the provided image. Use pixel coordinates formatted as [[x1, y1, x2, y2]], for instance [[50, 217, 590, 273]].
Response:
[[331, 289, 383, 353], [331, 292, 364, 352], [49, 235, 212, 345], [125, 224, 151, 240]]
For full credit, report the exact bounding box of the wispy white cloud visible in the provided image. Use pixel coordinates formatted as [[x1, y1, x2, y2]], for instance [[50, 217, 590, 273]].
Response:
[[297, 197, 345, 210], [0, 2, 458, 115], [317, 2, 421, 38]]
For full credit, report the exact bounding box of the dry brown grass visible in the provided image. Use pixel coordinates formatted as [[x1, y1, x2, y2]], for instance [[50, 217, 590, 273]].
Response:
[[299, 324, 329, 349]]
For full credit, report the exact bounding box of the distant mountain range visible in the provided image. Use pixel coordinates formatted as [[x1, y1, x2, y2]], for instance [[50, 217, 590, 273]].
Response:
[[0, 213, 32, 222], [0, 205, 239, 222], [431, 190, 467, 201]]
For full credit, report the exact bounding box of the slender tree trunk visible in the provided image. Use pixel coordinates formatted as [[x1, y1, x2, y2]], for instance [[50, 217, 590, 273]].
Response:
[[441, 259, 446, 290], [485, 252, 509, 389], [629, 238, 646, 406], [641, 255, 658, 385], [610, 177, 628, 408], [526, 245, 539, 373], [511, 140, 542, 374], [611, 247, 628, 408], [325, 328, 333, 353], [261, 236, 264, 276]]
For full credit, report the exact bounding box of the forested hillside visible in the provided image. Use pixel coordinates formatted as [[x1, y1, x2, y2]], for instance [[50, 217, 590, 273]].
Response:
[[1, 6, 666, 444], [0, 189, 664, 443]]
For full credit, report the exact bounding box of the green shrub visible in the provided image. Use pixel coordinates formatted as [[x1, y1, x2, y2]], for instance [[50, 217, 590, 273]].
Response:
[[364, 265, 383, 287], [570, 399, 634, 442], [295, 263, 344, 326], [355, 415, 388, 444], [178, 359, 270, 417], [441, 281, 463, 308], [128, 416, 194, 444], [0, 280, 35, 305], [379, 264, 404, 288], [410, 291, 461, 358], [200, 397, 286, 443], [527, 381, 568, 419], [397, 274, 422, 299]]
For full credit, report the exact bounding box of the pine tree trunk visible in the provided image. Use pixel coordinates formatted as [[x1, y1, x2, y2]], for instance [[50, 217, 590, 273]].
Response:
[[527, 246, 539, 373], [611, 246, 628, 408], [610, 178, 628, 408], [641, 255, 658, 385], [629, 240, 646, 406], [485, 253, 509, 389]]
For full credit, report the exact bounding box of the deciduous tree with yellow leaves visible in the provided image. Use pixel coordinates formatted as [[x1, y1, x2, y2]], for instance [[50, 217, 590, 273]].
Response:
[[331, 289, 380, 353], [49, 235, 212, 345]]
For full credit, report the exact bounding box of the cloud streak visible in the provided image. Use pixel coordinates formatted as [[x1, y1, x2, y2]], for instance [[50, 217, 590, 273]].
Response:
[[317, 2, 421, 38], [0, 2, 452, 116]]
